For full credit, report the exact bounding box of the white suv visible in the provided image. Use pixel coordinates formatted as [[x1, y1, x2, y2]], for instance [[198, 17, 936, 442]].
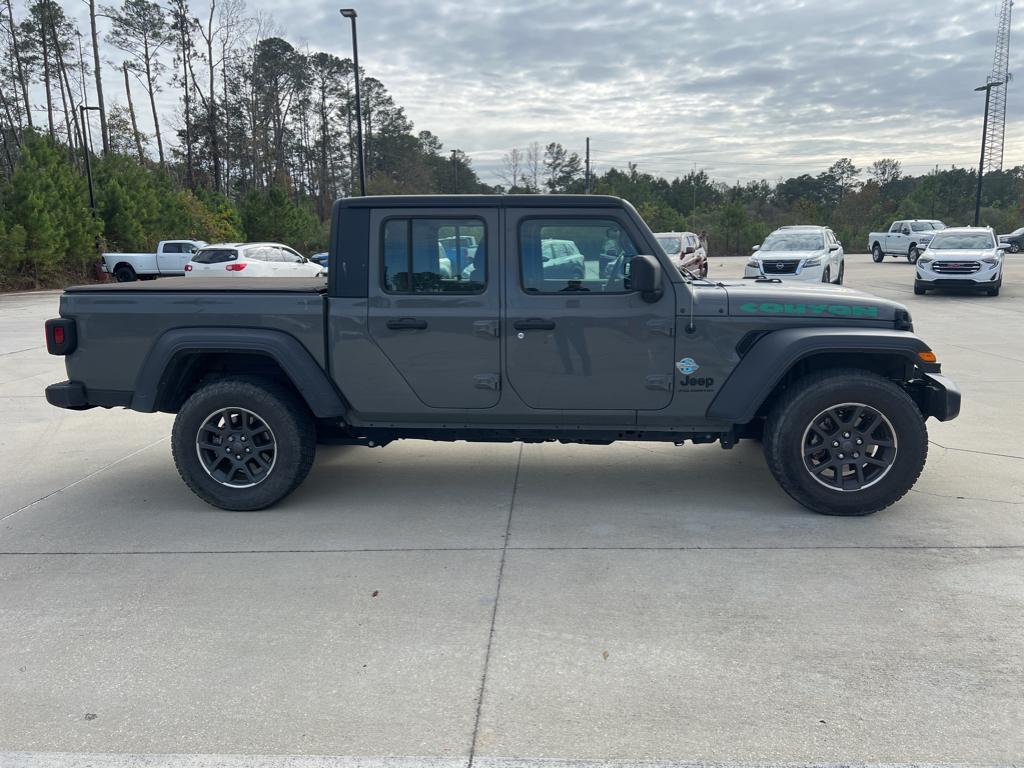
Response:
[[914, 227, 1006, 297], [745, 226, 845, 284]]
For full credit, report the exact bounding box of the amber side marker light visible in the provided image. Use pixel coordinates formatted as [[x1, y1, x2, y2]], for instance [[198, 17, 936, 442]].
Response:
[[918, 351, 938, 363]]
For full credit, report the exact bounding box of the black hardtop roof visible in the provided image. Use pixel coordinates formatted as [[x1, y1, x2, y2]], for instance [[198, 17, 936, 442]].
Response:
[[335, 194, 627, 209]]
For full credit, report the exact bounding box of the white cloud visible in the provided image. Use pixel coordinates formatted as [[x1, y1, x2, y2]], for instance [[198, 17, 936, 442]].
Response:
[[62, 0, 1018, 185]]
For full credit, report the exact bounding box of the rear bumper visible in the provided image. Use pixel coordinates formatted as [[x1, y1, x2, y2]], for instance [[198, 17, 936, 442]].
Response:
[[918, 373, 961, 422], [45, 380, 90, 409], [45, 381, 132, 411]]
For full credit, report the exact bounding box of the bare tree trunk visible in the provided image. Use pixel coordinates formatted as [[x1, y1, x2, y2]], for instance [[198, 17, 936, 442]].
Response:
[[124, 61, 145, 162], [52, 22, 84, 163], [4, 0, 31, 129], [40, 3, 55, 139], [142, 39, 164, 165], [88, 0, 108, 154], [204, 1, 220, 191], [0, 79, 22, 150]]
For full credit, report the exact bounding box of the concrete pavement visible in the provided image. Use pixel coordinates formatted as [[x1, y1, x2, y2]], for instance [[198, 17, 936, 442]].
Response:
[[1, 257, 1022, 766]]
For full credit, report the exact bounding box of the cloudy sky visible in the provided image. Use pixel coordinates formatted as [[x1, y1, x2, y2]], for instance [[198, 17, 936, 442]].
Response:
[[69, 0, 1019, 185]]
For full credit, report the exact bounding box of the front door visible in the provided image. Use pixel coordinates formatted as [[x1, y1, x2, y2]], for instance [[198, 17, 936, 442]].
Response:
[[504, 210, 677, 411], [367, 208, 500, 409]]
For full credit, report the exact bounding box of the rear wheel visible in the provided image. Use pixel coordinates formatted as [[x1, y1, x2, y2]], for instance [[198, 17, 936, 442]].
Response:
[[171, 376, 316, 510], [114, 264, 137, 282], [908, 246, 920, 264], [763, 369, 927, 516], [871, 244, 884, 263]]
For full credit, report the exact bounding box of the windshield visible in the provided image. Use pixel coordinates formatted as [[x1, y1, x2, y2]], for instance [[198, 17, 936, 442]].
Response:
[[760, 233, 824, 252], [192, 248, 238, 264], [929, 233, 995, 250], [656, 236, 682, 254]]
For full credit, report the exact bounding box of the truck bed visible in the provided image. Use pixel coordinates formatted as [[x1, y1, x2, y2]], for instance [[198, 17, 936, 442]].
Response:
[[66, 277, 328, 293]]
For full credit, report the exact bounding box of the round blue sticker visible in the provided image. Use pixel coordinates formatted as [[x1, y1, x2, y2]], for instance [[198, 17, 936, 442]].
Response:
[[677, 357, 699, 375]]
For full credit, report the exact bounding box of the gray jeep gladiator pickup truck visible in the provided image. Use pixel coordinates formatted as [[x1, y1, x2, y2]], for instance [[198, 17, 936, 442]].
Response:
[[45, 194, 960, 516]]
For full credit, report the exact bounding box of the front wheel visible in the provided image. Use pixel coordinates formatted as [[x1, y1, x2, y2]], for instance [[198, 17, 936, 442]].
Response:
[[763, 369, 927, 515], [171, 376, 316, 510], [835, 261, 844, 284], [871, 244, 884, 263], [821, 267, 831, 283], [908, 246, 920, 264]]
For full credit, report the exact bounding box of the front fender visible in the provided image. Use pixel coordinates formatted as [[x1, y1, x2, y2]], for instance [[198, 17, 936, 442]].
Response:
[[706, 327, 934, 424]]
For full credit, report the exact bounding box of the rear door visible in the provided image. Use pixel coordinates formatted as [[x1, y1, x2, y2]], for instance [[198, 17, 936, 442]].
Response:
[[367, 207, 500, 408], [887, 221, 906, 254], [156, 242, 191, 274], [504, 210, 677, 411]]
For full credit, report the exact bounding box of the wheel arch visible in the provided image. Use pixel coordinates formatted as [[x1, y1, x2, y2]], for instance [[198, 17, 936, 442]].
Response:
[[707, 328, 932, 426], [131, 328, 348, 418]]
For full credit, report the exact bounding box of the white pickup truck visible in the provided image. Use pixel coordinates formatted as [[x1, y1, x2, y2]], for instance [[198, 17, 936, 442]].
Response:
[[102, 240, 208, 282], [867, 220, 945, 264]]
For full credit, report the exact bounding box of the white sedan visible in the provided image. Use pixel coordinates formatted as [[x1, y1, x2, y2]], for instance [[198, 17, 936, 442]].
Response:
[[745, 226, 845, 284], [185, 243, 325, 277]]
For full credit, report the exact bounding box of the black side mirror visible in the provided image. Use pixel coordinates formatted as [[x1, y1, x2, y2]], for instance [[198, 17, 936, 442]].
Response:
[[684, 246, 695, 255], [630, 255, 663, 302]]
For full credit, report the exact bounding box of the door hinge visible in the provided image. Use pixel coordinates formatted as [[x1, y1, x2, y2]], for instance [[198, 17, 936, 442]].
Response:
[[474, 373, 500, 391], [645, 374, 673, 391], [646, 319, 674, 336], [473, 320, 499, 337]]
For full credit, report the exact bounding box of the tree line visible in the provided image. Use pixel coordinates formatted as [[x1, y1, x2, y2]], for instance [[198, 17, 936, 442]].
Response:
[[0, 0, 1021, 289]]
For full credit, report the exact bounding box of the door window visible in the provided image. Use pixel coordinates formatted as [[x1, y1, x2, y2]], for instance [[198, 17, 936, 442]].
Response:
[[890, 222, 903, 233], [519, 218, 638, 293], [382, 218, 486, 293]]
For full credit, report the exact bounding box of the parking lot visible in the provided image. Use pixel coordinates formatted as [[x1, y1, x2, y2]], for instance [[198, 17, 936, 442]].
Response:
[[1, 254, 1023, 766]]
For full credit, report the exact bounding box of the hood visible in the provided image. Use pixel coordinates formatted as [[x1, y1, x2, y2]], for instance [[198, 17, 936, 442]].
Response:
[[719, 280, 906, 323], [751, 250, 822, 260], [926, 249, 993, 260]]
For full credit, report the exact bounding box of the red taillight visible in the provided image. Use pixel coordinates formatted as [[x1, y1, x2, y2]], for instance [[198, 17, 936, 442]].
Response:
[[45, 318, 76, 355], [225, 263, 247, 271], [184, 263, 192, 271]]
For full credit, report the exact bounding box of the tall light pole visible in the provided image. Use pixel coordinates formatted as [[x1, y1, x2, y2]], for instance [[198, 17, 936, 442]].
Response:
[[340, 8, 366, 197], [974, 80, 1003, 226], [79, 104, 102, 214]]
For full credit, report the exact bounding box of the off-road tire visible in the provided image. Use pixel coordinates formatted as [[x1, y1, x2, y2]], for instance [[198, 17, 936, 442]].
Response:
[[908, 246, 920, 264], [114, 264, 137, 282], [763, 369, 928, 516], [171, 376, 316, 510], [871, 244, 884, 262]]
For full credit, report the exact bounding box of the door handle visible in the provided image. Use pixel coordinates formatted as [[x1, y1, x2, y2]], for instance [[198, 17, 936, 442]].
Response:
[[386, 318, 428, 330], [514, 319, 556, 331]]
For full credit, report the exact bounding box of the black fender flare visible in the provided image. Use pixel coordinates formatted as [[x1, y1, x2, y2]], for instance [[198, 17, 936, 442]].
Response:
[[131, 327, 347, 418], [706, 327, 932, 424]]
